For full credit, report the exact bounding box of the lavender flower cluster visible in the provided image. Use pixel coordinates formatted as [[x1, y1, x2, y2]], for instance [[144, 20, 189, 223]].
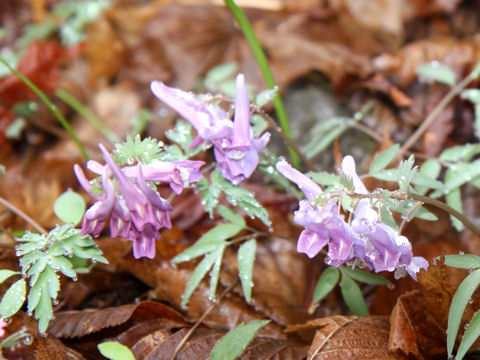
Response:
[[276, 156, 428, 280], [74, 72, 427, 281], [151, 74, 270, 185], [74, 144, 203, 259]]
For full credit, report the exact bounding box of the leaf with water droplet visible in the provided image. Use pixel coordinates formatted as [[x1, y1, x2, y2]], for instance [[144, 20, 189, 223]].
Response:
[[447, 269, 480, 357], [209, 246, 225, 300], [444, 254, 480, 269], [217, 205, 246, 228], [340, 267, 391, 285], [0, 270, 20, 284], [0, 278, 26, 318], [209, 320, 270, 360], [238, 239, 256, 303], [369, 144, 400, 174]]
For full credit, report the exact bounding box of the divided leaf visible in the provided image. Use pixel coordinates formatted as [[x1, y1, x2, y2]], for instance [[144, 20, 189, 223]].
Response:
[[369, 144, 399, 174]]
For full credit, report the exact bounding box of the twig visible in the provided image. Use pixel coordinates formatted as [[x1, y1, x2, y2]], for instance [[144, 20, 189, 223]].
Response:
[[398, 200, 423, 234], [171, 278, 240, 360], [0, 196, 47, 234], [398, 73, 477, 159]]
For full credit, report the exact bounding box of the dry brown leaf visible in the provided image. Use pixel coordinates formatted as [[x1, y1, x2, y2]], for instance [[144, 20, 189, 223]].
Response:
[[375, 34, 480, 86], [389, 259, 455, 358], [288, 316, 406, 360], [2, 312, 85, 360], [49, 301, 188, 339]]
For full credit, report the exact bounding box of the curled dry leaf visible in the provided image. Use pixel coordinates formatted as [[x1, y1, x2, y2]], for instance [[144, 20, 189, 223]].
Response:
[[287, 316, 407, 360], [49, 301, 188, 339], [50, 301, 307, 360], [2, 312, 85, 360], [374, 34, 480, 86], [389, 259, 456, 358]]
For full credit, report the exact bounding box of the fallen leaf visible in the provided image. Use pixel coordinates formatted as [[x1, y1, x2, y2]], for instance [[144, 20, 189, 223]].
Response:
[[288, 316, 407, 360]]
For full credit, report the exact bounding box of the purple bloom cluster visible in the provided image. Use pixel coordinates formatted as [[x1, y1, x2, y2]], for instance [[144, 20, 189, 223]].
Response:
[[151, 74, 270, 185], [75, 144, 204, 259], [276, 156, 428, 280]]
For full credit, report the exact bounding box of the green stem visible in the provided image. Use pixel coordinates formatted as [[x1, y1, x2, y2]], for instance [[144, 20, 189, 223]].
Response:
[[55, 88, 119, 143], [0, 57, 89, 160], [224, 0, 300, 168]]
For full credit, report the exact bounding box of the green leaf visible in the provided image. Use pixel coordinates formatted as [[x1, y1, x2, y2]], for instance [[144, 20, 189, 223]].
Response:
[[398, 155, 417, 192], [0, 270, 20, 284], [27, 282, 42, 313], [205, 62, 237, 86], [36, 288, 53, 334], [197, 177, 221, 217], [431, 160, 480, 198], [447, 269, 480, 356], [340, 267, 391, 285], [307, 172, 341, 186], [0, 278, 26, 318], [238, 239, 257, 303], [313, 267, 340, 303], [172, 223, 242, 263], [444, 254, 480, 269], [461, 89, 480, 105], [250, 114, 268, 137], [416, 62, 456, 86], [209, 320, 270, 360], [370, 169, 398, 181], [98, 342, 136, 360], [181, 250, 219, 306], [217, 205, 246, 228], [446, 186, 463, 231], [340, 271, 369, 316], [456, 309, 480, 360], [113, 135, 163, 165], [255, 87, 277, 108], [302, 117, 350, 159], [209, 246, 225, 300], [440, 143, 480, 162], [165, 120, 201, 157], [369, 144, 399, 174], [54, 190, 86, 226]]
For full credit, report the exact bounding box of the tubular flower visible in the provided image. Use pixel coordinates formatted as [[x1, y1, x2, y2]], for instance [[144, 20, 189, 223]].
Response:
[[75, 144, 204, 259], [276, 156, 428, 280], [341, 155, 428, 278], [151, 73, 270, 184], [276, 159, 355, 265], [0, 318, 7, 338]]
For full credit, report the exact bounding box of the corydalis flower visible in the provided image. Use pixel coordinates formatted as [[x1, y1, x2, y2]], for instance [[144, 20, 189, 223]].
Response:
[[151, 74, 270, 185], [276, 159, 355, 266], [276, 156, 428, 280], [341, 155, 428, 280], [0, 318, 7, 338], [75, 144, 204, 259]]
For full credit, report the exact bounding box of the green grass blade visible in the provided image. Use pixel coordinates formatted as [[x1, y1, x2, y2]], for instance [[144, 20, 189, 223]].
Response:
[[0, 57, 89, 160], [55, 88, 119, 143], [223, 0, 299, 168]]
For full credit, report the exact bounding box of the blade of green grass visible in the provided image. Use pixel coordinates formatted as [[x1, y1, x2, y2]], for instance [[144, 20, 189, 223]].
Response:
[[223, 0, 300, 168], [0, 57, 89, 160], [55, 88, 119, 143]]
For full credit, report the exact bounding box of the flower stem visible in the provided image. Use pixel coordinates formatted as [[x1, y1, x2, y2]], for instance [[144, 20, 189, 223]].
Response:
[[0, 57, 90, 161], [223, 0, 300, 169]]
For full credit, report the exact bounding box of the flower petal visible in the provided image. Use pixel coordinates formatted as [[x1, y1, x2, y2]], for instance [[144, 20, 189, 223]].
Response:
[[232, 74, 251, 147], [276, 159, 322, 201]]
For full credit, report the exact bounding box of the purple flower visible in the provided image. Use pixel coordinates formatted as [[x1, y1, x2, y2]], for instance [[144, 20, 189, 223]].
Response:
[[150, 81, 232, 145], [151, 74, 270, 185], [123, 160, 204, 195], [276, 156, 429, 280], [0, 318, 7, 338], [276, 159, 355, 264], [75, 144, 203, 259]]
